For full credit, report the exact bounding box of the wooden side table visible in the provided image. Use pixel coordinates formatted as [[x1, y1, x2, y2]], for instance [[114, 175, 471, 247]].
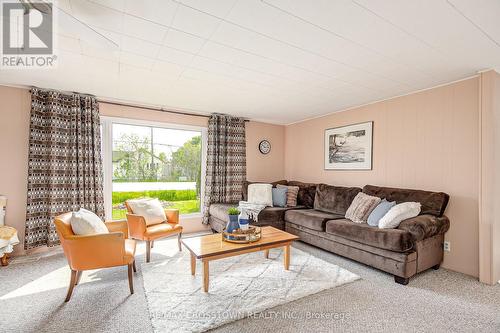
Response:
[[0, 226, 19, 266]]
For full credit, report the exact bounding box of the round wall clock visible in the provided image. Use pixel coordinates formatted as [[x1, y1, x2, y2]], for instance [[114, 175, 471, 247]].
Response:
[[259, 140, 271, 154]]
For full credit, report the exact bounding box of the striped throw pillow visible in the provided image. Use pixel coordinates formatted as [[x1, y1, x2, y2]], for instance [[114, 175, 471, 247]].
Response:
[[345, 192, 381, 223], [277, 184, 299, 207]]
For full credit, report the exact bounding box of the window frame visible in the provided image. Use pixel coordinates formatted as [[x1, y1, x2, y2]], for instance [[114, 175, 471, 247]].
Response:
[[100, 116, 207, 220]]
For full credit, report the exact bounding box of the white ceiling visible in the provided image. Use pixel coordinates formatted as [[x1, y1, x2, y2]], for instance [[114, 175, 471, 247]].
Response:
[[1, 0, 499, 124]]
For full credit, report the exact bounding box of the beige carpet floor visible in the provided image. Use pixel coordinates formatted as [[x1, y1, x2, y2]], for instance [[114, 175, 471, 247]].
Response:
[[141, 239, 359, 332], [0, 235, 499, 333]]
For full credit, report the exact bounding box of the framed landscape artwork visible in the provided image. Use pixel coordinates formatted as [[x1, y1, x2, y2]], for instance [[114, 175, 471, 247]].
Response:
[[324, 121, 373, 170]]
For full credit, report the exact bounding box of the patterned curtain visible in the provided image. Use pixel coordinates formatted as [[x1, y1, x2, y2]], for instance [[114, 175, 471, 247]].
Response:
[[202, 114, 246, 224], [24, 88, 104, 249]]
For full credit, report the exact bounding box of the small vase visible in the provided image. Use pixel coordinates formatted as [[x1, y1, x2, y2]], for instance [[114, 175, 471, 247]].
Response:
[[226, 215, 240, 233]]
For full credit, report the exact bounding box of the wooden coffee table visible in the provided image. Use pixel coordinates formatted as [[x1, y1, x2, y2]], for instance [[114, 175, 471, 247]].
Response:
[[181, 226, 299, 292]]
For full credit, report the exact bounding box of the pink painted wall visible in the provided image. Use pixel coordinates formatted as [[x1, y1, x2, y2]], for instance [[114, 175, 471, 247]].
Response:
[[0, 88, 286, 252], [285, 77, 480, 277], [0, 86, 31, 255], [245, 121, 286, 182]]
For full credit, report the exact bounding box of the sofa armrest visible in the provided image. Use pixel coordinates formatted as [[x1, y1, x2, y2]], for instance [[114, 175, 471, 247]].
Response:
[[398, 214, 450, 242]]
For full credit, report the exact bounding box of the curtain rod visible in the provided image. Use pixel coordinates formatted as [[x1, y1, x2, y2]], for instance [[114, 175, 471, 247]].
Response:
[[98, 100, 250, 122], [99, 100, 211, 118], [25, 85, 250, 122]]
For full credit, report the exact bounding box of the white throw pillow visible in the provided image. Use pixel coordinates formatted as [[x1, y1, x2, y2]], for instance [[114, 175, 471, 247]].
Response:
[[70, 208, 109, 235], [378, 202, 421, 229], [247, 183, 273, 207], [127, 198, 167, 226]]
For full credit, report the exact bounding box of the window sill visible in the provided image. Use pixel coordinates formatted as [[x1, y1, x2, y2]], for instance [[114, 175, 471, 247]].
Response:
[[180, 212, 203, 219], [110, 212, 203, 222]]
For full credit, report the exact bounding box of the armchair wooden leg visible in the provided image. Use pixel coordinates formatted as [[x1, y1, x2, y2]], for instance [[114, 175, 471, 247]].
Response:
[[128, 264, 134, 294], [65, 270, 78, 302], [146, 240, 151, 263], [178, 232, 182, 251], [151, 240, 154, 248], [75, 271, 82, 285], [132, 260, 137, 273]]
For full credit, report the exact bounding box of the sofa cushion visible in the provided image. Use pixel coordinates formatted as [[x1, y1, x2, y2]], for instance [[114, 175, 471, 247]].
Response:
[[242, 180, 288, 201], [285, 209, 344, 231], [362, 185, 449, 217], [288, 181, 317, 208], [287, 222, 417, 263], [325, 219, 414, 252], [313, 183, 362, 215], [209, 203, 301, 226], [258, 206, 296, 224], [209, 204, 304, 231]]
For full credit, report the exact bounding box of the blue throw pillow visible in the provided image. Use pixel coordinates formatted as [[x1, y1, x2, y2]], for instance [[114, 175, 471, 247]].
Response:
[[272, 187, 288, 207], [367, 199, 396, 226]]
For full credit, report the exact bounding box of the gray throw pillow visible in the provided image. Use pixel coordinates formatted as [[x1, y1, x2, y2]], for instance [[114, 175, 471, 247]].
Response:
[[367, 199, 396, 227], [272, 187, 288, 207]]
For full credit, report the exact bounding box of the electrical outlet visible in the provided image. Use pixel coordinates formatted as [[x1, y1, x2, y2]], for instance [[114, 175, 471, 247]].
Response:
[[444, 241, 451, 252]]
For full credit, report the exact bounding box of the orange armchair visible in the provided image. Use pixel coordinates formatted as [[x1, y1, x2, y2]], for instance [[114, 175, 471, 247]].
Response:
[[54, 213, 137, 302], [125, 202, 183, 263]]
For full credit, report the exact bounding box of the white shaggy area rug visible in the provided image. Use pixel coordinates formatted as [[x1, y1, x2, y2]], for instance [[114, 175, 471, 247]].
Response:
[[141, 238, 360, 332]]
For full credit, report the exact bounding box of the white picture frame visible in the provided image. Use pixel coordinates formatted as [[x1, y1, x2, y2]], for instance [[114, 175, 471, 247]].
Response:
[[324, 121, 373, 170]]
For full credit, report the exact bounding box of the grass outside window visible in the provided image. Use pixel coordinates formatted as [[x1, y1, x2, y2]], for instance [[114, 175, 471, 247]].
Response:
[[111, 189, 200, 219]]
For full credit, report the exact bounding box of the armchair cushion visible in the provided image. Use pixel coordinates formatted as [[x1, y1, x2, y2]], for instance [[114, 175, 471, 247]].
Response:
[[145, 223, 183, 240], [70, 208, 108, 235], [127, 198, 167, 226]]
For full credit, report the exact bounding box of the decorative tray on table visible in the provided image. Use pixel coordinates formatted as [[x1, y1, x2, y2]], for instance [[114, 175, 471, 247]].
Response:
[[222, 226, 261, 244]]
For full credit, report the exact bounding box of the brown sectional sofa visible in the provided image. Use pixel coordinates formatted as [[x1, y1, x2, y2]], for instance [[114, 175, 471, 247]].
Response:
[[208, 180, 450, 285]]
